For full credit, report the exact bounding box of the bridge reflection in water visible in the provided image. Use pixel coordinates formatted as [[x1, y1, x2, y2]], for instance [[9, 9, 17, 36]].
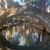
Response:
[[0, 16, 50, 50]]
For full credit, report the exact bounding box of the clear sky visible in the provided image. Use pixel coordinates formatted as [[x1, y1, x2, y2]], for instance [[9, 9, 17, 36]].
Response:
[[14, 0, 21, 3], [14, 0, 25, 5]]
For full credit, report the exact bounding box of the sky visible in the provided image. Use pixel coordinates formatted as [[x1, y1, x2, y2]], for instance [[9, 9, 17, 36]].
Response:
[[14, 0, 25, 5], [14, 0, 21, 3]]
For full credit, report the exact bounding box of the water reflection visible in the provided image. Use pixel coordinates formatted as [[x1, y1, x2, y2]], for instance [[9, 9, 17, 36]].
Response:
[[2, 25, 43, 47], [31, 32, 38, 45], [11, 26, 26, 46], [12, 32, 26, 46]]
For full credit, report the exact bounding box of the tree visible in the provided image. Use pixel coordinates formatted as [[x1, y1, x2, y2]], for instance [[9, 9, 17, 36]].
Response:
[[21, 0, 40, 6], [13, 1, 20, 7]]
